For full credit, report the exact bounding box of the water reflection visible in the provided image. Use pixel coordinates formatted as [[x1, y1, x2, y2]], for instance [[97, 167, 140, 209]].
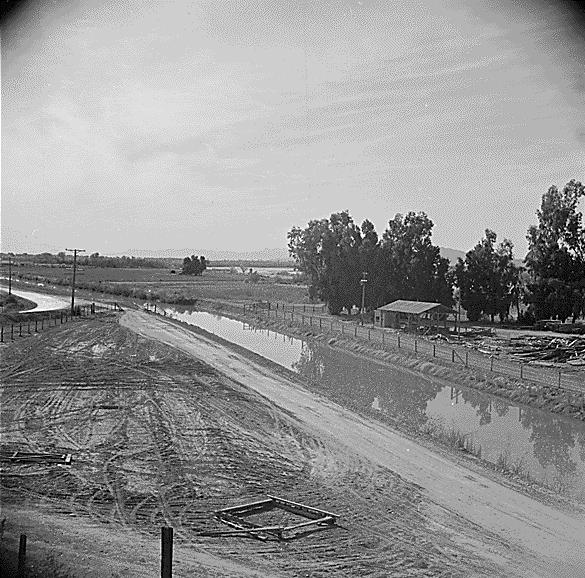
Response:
[[167, 307, 585, 497]]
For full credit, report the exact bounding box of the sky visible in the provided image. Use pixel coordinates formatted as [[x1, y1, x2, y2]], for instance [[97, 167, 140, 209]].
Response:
[[2, 0, 584, 257]]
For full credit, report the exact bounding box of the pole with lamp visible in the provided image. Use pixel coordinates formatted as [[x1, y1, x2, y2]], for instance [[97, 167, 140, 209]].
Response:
[[360, 272, 368, 325]]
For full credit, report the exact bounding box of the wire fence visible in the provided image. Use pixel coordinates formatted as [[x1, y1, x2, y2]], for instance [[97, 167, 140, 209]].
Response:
[[241, 301, 584, 394], [0, 302, 119, 343]]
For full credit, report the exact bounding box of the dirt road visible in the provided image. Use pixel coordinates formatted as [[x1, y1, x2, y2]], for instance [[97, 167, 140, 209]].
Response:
[[122, 310, 585, 577]]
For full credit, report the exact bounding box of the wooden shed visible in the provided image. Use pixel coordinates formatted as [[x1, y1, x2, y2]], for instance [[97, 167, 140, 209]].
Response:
[[374, 300, 455, 330]]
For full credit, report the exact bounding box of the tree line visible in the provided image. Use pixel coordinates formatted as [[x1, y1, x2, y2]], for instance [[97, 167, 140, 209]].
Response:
[[288, 180, 585, 322]]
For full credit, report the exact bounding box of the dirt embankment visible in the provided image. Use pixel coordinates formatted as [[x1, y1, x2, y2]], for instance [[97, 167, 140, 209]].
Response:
[[189, 301, 585, 422], [1, 314, 490, 577]]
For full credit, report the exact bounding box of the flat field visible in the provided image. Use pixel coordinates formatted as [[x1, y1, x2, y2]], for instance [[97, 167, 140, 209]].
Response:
[[7, 265, 311, 304]]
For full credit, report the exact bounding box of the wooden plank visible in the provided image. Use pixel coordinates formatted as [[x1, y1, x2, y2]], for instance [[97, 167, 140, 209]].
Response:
[[215, 498, 273, 515], [267, 495, 339, 519], [283, 516, 335, 532]]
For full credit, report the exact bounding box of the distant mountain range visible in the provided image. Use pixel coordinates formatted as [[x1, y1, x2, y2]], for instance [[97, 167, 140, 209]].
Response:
[[118, 246, 470, 265]]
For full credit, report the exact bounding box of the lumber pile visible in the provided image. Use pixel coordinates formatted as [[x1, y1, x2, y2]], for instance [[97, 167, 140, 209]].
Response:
[[507, 336, 585, 365]]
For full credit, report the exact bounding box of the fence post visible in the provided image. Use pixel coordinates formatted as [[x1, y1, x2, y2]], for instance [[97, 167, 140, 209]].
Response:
[[414, 339, 417, 353], [319, 318, 322, 329], [397, 334, 400, 348], [520, 364, 523, 379], [558, 371, 561, 388], [11, 325, 14, 340], [161, 527, 173, 578], [1, 326, 3, 342], [35, 320, 38, 332], [465, 351, 468, 367], [433, 343, 436, 357], [451, 349, 455, 363], [354, 326, 357, 337], [28, 322, 31, 334], [17, 533, 27, 578], [310, 316, 313, 326], [19, 323, 22, 337], [303, 304, 306, 312], [368, 329, 371, 340]]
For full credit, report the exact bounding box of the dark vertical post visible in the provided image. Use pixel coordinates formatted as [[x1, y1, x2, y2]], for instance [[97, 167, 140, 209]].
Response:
[[451, 349, 455, 363], [0, 326, 3, 342], [8, 254, 14, 295], [465, 351, 468, 367], [35, 319, 38, 332], [520, 364, 523, 379], [11, 324, 14, 340], [433, 344, 436, 357], [27, 322, 31, 334], [354, 326, 357, 337], [490, 356, 494, 371], [17, 534, 27, 578], [161, 527, 173, 578], [558, 371, 561, 388], [19, 323, 22, 336], [397, 334, 400, 348], [382, 331, 384, 345], [66, 248, 85, 315], [414, 339, 417, 353]]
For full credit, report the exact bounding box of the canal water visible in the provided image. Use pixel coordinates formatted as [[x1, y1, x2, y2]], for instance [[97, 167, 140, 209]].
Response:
[[165, 307, 585, 498]]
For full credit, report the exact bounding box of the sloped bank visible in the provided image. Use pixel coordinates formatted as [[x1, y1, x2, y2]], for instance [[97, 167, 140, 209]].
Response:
[[187, 301, 585, 423]]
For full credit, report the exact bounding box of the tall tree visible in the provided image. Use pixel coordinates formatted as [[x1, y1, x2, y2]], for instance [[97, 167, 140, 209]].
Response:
[[455, 229, 520, 322], [288, 211, 368, 314], [380, 212, 452, 306], [524, 180, 585, 320]]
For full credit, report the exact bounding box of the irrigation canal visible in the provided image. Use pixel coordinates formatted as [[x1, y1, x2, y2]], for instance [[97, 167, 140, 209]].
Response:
[[165, 306, 585, 499]]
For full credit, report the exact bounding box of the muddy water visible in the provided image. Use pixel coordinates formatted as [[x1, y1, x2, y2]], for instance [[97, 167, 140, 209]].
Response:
[[166, 308, 585, 498]]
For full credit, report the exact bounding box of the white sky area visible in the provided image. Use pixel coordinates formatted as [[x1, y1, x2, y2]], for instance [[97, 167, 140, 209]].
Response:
[[2, 0, 584, 257]]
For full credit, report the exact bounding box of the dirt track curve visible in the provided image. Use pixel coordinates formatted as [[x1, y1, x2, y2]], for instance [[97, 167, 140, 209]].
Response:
[[122, 310, 585, 577]]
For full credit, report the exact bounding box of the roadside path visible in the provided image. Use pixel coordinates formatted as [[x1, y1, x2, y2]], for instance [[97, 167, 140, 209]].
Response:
[[122, 309, 585, 578], [0, 286, 94, 313]]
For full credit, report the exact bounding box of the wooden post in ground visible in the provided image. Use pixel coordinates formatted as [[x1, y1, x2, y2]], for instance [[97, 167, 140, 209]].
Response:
[[35, 320, 38, 332], [0, 326, 3, 342], [558, 371, 561, 388], [11, 324, 14, 340], [397, 334, 400, 348], [161, 527, 173, 578], [433, 344, 436, 357], [451, 349, 455, 363], [354, 326, 357, 337], [520, 364, 523, 379], [490, 356, 494, 371], [19, 323, 22, 337], [465, 351, 468, 367], [17, 534, 26, 578]]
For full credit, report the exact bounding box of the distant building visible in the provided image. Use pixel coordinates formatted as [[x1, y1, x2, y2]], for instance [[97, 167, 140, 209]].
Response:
[[374, 300, 456, 331]]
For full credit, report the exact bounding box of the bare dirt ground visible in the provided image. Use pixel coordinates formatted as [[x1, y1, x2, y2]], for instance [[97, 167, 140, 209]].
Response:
[[1, 313, 485, 577], [2, 311, 584, 576]]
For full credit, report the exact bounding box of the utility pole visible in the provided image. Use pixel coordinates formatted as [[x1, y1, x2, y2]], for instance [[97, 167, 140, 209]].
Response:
[[66, 248, 85, 315], [360, 272, 368, 326], [7, 253, 14, 295]]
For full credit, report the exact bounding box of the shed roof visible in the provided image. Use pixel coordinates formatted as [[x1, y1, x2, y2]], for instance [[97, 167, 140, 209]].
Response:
[[376, 300, 454, 315]]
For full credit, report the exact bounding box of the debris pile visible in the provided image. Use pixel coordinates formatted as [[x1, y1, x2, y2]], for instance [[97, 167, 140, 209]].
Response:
[[508, 336, 585, 366]]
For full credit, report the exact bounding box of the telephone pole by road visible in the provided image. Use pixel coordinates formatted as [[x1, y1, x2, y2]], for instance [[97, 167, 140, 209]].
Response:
[[66, 248, 85, 315], [7, 253, 14, 295]]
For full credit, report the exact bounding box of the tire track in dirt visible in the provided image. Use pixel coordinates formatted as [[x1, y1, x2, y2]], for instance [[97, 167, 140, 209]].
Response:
[[1, 316, 506, 576]]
